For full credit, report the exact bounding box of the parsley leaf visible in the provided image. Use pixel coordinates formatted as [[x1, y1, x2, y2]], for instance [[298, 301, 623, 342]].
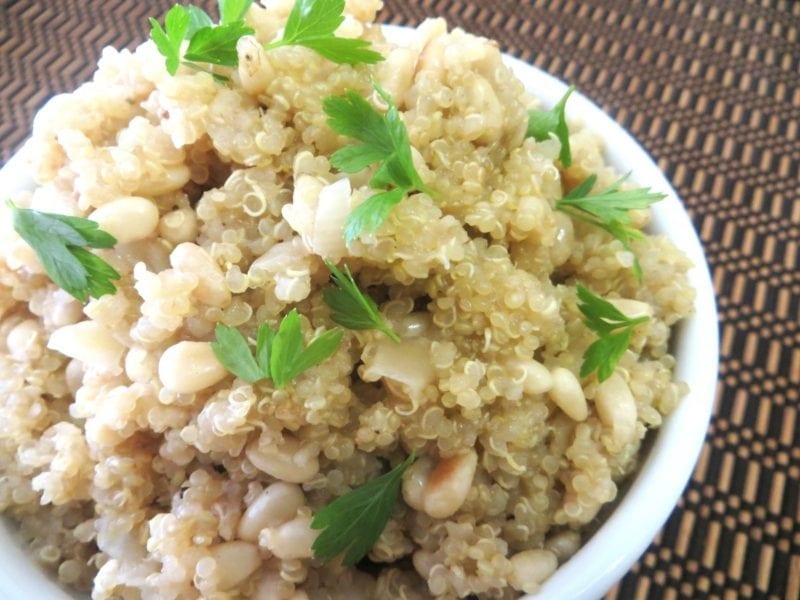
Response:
[[211, 315, 340, 388], [269, 309, 343, 389], [556, 174, 666, 281], [255, 322, 275, 375], [186, 6, 214, 38], [265, 0, 383, 65], [576, 284, 650, 382], [342, 187, 406, 245], [559, 174, 666, 222], [219, 0, 253, 25], [311, 452, 416, 565], [184, 21, 254, 67], [149, 5, 190, 75], [526, 85, 575, 166], [210, 323, 264, 383], [323, 261, 400, 342], [7, 201, 120, 303], [150, 2, 253, 78], [324, 82, 429, 243]]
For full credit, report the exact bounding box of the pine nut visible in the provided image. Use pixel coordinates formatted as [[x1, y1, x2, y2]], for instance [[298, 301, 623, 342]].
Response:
[[158, 341, 227, 394], [594, 372, 638, 445], [508, 549, 558, 594], [246, 435, 320, 484], [548, 367, 588, 421], [89, 196, 159, 244], [208, 541, 261, 590], [422, 450, 477, 519], [48, 321, 125, 374], [237, 483, 305, 542]]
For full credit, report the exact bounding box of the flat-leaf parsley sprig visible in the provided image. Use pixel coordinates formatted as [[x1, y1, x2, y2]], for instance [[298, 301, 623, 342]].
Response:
[[324, 82, 431, 243], [311, 452, 415, 565], [576, 284, 650, 382], [556, 174, 666, 281], [264, 0, 383, 65], [526, 85, 575, 167], [322, 261, 400, 342], [151, 0, 384, 78], [7, 201, 121, 303], [211, 309, 342, 388], [150, 1, 254, 79], [210, 321, 269, 383]]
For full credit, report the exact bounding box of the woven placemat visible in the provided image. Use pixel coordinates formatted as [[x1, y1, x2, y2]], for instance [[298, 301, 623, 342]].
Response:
[[1, 0, 799, 598]]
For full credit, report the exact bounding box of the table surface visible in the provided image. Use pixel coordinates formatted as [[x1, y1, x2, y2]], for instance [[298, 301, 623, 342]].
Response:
[[1, 0, 799, 598]]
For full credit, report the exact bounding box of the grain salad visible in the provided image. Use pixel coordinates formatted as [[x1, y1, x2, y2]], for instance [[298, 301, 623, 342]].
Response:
[[0, 0, 695, 598]]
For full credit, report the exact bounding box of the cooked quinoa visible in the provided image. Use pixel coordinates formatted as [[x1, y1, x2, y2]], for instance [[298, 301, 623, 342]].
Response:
[[0, 1, 694, 598]]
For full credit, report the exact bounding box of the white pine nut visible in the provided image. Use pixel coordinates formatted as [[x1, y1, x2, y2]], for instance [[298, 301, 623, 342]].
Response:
[[508, 549, 558, 594], [134, 164, 191, 196], [208, 541, 261, 590], [376, 47, 416, 104], [545, 530, 581, 561], [158, 341, 227, 394], [158, 208, 198, 245], [237, 36, 274, 96], [510, 357, 553, 395], [548, 367, 588, 421], [594, 372, 638, 446], [65, 359, 84, 393], [259, 515, 317, 560], [170, 243, 230, 307], [245, 435, 320, 484], [402, 457, 434, 512], [421, 449, 477, 519], [47, 321, 125, 374], [88, 196, 159, 244], [237, 483, 305, 542]]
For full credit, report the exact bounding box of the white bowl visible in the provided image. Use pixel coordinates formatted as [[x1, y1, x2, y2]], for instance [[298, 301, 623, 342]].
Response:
[[0, 25, 718, 600]]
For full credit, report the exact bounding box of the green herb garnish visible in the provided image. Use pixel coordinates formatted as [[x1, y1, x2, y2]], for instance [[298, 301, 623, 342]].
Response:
[[556, 174, 666, 281], [324, 82, 430, 243], [185, 6, 214, 37], [211, 309, 342, 388], [149, 5, 190, 75], [151, 0, 381, 78], [210, 322, 267, 383], [7, 201, 120, 303], [149, 2, 254, 78], [218, 0, 253, 25], [322, 261, 399, 342], [311, 452, 416, 565], [526, 85, 575, 167], [269, 308, 343, 389], [264, 0, 383, 65], [183, 21, 254, 67], [576, 284, 650, 382]]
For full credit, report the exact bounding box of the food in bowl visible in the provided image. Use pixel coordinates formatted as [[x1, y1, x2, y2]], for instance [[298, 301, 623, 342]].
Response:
[[0, 0, 696, 598]]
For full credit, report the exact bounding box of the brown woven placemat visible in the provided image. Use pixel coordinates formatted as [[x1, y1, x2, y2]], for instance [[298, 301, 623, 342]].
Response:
[[1, 0, 799, 598]]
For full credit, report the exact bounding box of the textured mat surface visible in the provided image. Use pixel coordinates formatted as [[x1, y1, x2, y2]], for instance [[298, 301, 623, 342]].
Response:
[[1, 0, 799, 598]]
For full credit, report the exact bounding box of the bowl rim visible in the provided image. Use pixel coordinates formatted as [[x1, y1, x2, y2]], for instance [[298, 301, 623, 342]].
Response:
[[0, 23, 719, 600]]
